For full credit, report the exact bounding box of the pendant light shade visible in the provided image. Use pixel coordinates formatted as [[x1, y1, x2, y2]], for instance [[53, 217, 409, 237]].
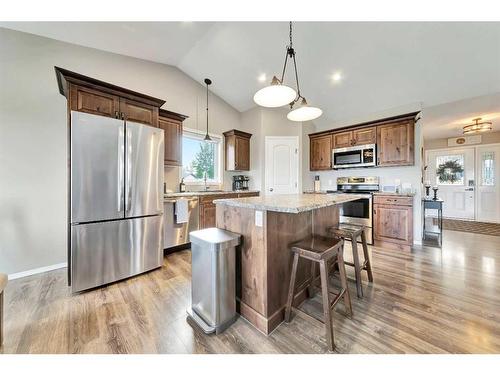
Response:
[[253, 22, 322, 122], [204, 78, 213, 142], [253, 76, 297, 108], [287, 98, 322, 122]]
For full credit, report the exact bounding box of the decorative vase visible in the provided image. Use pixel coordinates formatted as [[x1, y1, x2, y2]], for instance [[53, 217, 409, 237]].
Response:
[[432, 186, 439, 200]]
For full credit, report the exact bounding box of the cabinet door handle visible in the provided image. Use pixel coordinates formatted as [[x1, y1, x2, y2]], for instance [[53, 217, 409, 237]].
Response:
[[96, 106, 100, 112]]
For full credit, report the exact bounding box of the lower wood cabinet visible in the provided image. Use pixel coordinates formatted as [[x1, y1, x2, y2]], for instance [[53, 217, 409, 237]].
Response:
[[373, 194, 413, 250], [198, 192, 260, 229]]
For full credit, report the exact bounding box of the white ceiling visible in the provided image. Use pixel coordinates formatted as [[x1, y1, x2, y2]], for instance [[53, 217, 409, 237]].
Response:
[[423, 93, 500, 139], [2, 21, 500, 128]]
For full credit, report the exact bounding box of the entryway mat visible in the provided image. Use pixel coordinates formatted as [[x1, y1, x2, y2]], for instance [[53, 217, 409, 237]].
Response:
[[443, 219, 500, 237]]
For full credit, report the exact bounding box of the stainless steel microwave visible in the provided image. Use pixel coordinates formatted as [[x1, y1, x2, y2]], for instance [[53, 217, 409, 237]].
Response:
[[332, 144, 376, 169]]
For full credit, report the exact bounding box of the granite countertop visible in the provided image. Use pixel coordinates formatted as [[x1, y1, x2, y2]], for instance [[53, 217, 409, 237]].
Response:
[[373, 191, 416, 197], [164, 190, 259, 199], [213, 193, 361, 214]]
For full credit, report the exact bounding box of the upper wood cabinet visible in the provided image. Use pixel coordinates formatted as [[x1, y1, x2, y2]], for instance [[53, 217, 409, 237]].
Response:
[[353, 126, 376, 146], [119, 97, 158, 126], [70, 85, 120, 119], [377, 120, 415, 166], [224, 129, 252, 171], [332, 131, 352, 148], [55, 66, 165, 128], [159, 109, 188, 167], [310, 134, 333, 171], [333, 126, 376, 148], [308, 113, 417, 171]]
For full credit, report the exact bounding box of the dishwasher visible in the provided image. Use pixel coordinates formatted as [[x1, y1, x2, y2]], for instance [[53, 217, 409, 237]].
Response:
[[164, 197, 199, 249]]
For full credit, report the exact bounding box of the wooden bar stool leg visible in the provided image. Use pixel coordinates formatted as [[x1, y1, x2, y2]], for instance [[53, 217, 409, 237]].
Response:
[[337, 246, 353, 317], [308, 261, 317, 298], [319, 259, 335, 352], [361, 230, 374, 282], [285, 253, 300, 323], [350, 235, 363, 298]]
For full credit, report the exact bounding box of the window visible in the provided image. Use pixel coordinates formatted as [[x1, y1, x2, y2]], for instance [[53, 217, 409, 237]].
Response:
[[181, 129, 222, 184], [435, 154, 464, 185], [482, 151, 495, 186]]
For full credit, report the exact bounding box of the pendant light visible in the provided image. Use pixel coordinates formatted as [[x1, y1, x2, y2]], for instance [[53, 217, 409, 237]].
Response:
[[204, 78, 213, 142], [253, 22, 322, 122], [463, 117, 492, 135]]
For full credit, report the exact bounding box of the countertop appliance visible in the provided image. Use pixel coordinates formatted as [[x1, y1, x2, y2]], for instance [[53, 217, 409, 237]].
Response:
[[333, 143, 376, 169], [334, 176, 379, 244], [69, 111, 164, 293], [164, 197, 199, 248], [232, 175, 249, 191]]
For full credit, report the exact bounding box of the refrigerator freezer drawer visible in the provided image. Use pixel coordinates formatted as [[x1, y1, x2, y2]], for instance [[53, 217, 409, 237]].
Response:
[[71, 215, 163, 293]]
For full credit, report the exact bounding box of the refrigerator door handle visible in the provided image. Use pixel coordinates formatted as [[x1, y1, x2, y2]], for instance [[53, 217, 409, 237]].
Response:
[[118, 125, 125, 212], [126, 127, 133, 212]]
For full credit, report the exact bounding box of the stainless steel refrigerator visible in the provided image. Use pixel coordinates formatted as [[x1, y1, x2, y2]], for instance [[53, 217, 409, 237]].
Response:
[[69, 111, 164, 293]]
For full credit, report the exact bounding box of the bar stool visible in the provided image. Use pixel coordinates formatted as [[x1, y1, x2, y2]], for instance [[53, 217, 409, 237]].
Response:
[[284, 235, 352, 352], [328, 224, 373, 298]]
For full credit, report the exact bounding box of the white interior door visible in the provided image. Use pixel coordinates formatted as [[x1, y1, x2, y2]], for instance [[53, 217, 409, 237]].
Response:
[[426, 148, 475, 220], [476, 144, 500, 223], [265, 136, 299, 195]]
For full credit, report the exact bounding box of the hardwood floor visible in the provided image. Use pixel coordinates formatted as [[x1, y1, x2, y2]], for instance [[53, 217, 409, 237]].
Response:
[[1, 229, 499, 354]]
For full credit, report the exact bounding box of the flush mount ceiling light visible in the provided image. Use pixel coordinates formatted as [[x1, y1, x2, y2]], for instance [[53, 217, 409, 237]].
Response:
[[204, 78, 213, 142], [463, 117, 492, 135], [254, 22, 322, 122]]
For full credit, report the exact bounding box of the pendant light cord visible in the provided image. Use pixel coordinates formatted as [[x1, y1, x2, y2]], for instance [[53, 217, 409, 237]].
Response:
[[280, 21, 302, 105], [206, 82, 209, 135]]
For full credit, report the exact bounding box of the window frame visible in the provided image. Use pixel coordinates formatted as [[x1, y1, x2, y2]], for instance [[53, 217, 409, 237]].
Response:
[[181, 127, 223, 185]]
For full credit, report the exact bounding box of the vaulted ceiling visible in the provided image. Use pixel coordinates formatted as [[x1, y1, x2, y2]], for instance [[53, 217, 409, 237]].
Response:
[[2, 21, 500, 128]]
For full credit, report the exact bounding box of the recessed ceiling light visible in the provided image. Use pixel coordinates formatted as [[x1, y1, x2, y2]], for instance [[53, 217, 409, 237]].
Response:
[[332, 72, 342, 82], [258, 73, 267, 82]]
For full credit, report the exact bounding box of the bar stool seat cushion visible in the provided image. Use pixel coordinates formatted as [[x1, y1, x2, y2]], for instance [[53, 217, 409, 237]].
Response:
[[0, 273, 7, 293], [290, 235, 342, 260]]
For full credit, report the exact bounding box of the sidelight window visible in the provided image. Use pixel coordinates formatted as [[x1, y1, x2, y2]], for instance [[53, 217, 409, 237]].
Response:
[[481, 151, 495, 186]]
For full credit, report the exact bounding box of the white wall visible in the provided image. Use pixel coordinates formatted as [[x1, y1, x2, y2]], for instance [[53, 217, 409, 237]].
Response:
[[0, 27, 243, 275]]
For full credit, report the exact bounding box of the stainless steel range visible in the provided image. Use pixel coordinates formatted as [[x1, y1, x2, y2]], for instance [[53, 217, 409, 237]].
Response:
[[330, 176, 379, 244]]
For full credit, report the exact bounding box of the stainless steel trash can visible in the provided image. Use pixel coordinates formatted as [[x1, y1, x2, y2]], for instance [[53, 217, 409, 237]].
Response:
[[187, 227, 241, 334]]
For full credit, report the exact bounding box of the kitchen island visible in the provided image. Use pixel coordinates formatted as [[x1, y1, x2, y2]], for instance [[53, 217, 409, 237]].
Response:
[[214, 193, 360, 334]]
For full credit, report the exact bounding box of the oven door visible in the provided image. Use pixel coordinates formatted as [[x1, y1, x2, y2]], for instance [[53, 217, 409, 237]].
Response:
[[339, 196, 372, 227]]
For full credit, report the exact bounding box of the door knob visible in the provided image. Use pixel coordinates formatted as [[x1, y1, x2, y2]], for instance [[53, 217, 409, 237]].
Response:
[[269, 188, 274, 192]]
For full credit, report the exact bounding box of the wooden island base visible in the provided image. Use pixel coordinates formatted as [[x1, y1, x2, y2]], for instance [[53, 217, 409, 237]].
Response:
[[216, 204, 340, 335]]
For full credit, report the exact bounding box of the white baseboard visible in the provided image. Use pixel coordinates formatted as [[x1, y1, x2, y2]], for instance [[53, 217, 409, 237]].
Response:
[[8, 262, 67, 280]]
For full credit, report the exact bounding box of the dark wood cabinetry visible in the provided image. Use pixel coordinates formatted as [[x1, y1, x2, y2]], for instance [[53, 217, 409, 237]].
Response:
[[159, 109, 188, 167], [55, 66, 165, 128], [119, 97, 158, 126], [308, 113, 418, 171], [310, 134, 332, 171], [353, 126, 376, 146], [332, 131, 352, 148], [224, 130, 252, 171], [373, 194, 413, 251], [377, 120, 415, 166], [198, 192, 259, 229]]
